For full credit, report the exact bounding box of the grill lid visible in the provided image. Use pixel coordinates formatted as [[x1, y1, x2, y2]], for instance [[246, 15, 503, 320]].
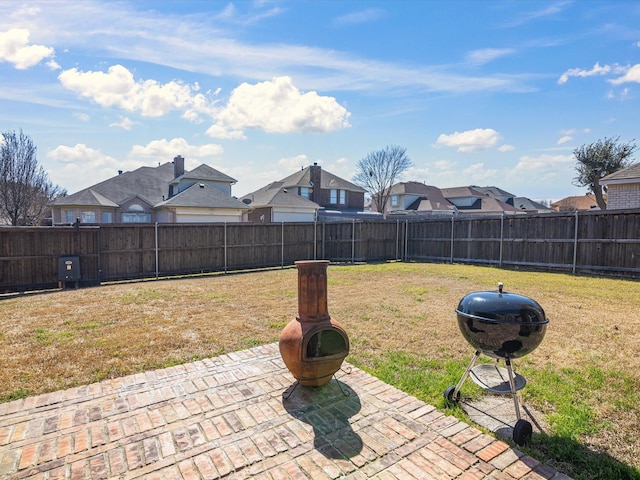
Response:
[[456, 282, 548, 325]]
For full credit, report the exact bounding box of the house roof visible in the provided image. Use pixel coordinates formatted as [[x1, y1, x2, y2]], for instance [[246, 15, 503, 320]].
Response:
[[170, 164, 237, 186], [390, 182, 456, 213], [601, 162, 640, 184], [156, 183, 248, 209], [280, 166, 366, 193], [53, 162, 176, 207], [439, 186, 485, 199], [456, 196, 521, 213], [551, 194, 599, 211], [239, 182, 320, 209], [513, 197, 553, 212], [52, 188, 120, 207], [472, 186, 517, 198]]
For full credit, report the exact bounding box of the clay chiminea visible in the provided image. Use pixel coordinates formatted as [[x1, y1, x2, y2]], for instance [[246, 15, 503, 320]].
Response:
[[279, 260, 349, 386]]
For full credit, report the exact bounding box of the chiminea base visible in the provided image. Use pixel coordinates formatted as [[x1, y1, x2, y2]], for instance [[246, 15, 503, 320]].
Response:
[[282, 370, 352, 399]]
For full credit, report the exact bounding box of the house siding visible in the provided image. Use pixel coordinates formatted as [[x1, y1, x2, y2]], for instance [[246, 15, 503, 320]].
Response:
[[607, 183, 640, 210]]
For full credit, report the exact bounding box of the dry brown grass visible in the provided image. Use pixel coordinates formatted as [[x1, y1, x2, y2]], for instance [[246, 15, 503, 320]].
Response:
[[1, 262, 639, 471]]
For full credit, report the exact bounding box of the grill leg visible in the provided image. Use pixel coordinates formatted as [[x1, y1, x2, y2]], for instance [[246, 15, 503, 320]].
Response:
[[453, 351, 480, 398], [505, 358, 522, 420]]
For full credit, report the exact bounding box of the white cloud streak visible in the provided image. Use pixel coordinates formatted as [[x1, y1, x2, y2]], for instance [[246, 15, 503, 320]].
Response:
[[558, 62, 611, 84], [436, 128, 502, 153]]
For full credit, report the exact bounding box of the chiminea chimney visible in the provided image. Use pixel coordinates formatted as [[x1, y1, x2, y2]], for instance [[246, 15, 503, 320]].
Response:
[[309, 162, 321, 203], [173, 155, 185, 179]]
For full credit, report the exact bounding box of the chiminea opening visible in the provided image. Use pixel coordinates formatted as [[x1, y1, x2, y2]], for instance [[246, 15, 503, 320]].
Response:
[[279, 260, 349, 386], [305, 327, 348, 359]]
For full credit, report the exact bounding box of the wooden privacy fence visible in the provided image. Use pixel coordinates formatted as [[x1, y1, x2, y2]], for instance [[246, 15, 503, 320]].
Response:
[[1, 209, 639, 292]]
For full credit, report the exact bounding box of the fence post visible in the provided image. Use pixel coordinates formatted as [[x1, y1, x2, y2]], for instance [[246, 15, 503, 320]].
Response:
[[281, 222, 285, 268], [352, 219, 356, 263], [450, 216, 455, 263], [313, 220, 317, 260], [224, 222, 228, 273], [499, 213, 504, 267], [404, 220, 409, 261], [155, 222, 159, 280], [396, 220, 400, 261], [572, 211, 579, 275]]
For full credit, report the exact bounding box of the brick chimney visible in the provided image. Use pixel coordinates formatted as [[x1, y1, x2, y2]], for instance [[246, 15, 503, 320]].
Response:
[[309, 162, 321, 203], [173, 155, 185, 179]]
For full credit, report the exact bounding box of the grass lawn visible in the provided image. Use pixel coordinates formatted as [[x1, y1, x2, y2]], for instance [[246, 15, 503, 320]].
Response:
[[1, 262, 639, 479]]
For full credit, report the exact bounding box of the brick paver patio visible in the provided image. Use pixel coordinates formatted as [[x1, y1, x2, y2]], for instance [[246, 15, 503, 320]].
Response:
[[0, 343, 571, 479]]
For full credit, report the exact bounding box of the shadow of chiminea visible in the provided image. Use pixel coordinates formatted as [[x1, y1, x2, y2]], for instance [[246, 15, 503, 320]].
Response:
[[282, 379, 363, 459]]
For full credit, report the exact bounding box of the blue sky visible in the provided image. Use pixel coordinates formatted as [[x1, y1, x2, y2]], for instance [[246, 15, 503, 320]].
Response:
[[1, 1, 639, 202]]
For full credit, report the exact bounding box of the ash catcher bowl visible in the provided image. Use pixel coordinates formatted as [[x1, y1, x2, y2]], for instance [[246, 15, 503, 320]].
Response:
[[279, 260, 349, 387]]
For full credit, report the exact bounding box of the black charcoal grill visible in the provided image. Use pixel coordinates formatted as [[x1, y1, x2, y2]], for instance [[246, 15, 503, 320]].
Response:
[[444, 283, 549, 445]]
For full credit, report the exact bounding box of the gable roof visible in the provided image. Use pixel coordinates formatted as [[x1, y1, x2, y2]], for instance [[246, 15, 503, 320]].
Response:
[[53, 188, 120, 207], [157, 183, 248, 209], [170, 164, 237, 186], [280, 166, 365, 193], [601, 162, 640, 184], [53, 162, 176, 207], [239, 182, 320, 209]]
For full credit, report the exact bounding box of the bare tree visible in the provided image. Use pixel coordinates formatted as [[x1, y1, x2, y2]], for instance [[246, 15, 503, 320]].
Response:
[[573, 137, 637, 210], [0, 130, 65, 225], [352, 145, 412, 215]]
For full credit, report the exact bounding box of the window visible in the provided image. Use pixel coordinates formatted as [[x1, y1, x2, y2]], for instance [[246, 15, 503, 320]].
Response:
[[81, 211, 96, 223], [122, 213, 151, 223], [101, 212, 112, 223], [300, 187, 310, 199], [330, 189, 346, 205], [122, 203, 150, 223], [65, 211, 75, 224], [391, 195, 399, 207]]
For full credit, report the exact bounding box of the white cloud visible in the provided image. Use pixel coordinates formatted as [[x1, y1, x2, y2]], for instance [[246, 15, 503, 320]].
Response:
[[498, 144, 515, 152], [558, 62, 611, 84], [46, 144, 123, 191], [514, 153, 573, 175], [58, 64, 218, 120], [129, 138, 223, 160], [463, 163, 498, 182], [609, 64, 640, 85], [206, 76, 351, 139], [557, 135, 572, 145], [436, 128, 501, 152], [0, 28, 54, 69], [278, 155, 310, 171], [109, 116, 136, 130]]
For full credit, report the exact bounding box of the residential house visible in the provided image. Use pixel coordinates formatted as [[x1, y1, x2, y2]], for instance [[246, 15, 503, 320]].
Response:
[[600, 162, 640, 210], [550, 194, 599, 212], [439, 186, 522, 214], [240, 163, 366, 222], [381, 181, 456, 216], [239, 182, 320, 223], [51, 156, 248, 224], [473, 186, 553, 214]]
